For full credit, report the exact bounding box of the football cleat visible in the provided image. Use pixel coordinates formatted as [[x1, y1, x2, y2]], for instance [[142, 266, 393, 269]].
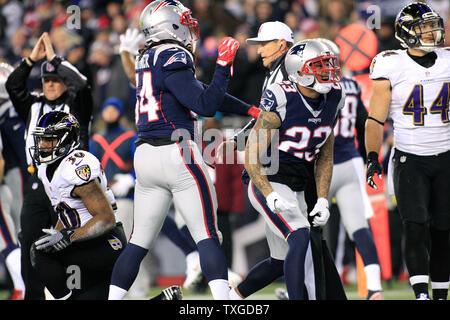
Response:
[[183, 251, 203, 289], [367, 290, 384, 300], [9, 289, 24, 300], [228, 269, 243, 288], [416, 293, 431, 300], [160, 285, 183, 300], [275, 287, 289, 300]]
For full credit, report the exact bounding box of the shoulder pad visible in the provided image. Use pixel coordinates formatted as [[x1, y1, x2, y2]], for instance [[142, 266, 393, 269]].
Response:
[[61, 151, 101, 185], [158, 46, 194, 71]]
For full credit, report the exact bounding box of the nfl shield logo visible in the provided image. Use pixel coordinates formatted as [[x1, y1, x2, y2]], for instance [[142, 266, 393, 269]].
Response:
[[45, 63, 55, 72], [75, 165, 91, 181]]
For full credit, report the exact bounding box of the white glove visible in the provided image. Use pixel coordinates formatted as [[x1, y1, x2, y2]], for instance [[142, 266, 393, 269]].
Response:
[[266, 192, 297, 214], [110, 173, 135, 197], [309, 198, 330, 227], [119, 28, 145, 55]]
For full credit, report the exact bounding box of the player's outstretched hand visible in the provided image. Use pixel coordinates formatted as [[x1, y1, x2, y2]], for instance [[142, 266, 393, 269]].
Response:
[[366, 151, 382, 190], [120, 28, 145, 55], [216, 37, 239, 75], [309, 198, 330, 227], [34, 228, 75, 253], [266, 192, 297, 214]]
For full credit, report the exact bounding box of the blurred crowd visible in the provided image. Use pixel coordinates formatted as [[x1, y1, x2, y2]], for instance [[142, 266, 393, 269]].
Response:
[[0, 0, 448, 128]]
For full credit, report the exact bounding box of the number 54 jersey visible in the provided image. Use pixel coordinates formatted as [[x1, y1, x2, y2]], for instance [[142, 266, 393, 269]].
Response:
[[261, 80, 345, 163], [369, 48, 450, 155], [37, 150, 117, 229]]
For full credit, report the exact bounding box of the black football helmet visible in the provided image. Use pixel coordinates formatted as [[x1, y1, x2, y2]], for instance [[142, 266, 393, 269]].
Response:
[[30, 111, 80, 165], [395, 2, 445, 52]]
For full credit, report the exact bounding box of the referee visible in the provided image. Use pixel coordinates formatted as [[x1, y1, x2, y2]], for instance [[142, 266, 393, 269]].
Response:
[[5, 32, 93, 299]]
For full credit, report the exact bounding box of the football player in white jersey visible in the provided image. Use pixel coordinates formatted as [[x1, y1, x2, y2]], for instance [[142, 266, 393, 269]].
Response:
[[365, 2, 449, 300], [29, 111, 181, 300]]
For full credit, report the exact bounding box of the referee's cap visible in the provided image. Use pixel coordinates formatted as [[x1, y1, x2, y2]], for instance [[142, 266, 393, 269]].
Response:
[[41, 61, 61, 79], [246, 21, 294, 45]]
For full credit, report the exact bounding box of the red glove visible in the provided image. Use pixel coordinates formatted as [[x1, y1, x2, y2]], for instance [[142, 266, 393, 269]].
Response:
[[216, 37, 239, 75], [247, 105, 260, 119]]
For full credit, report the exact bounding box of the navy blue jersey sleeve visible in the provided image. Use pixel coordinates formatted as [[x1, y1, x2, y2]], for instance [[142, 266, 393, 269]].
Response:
[[164, 65, 232, 117], [259, 84, 287, 122], [160, 48, 195, 73]]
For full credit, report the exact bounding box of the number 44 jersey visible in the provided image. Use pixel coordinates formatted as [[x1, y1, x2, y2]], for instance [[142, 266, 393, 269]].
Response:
[[260, 80, 345, 164], [369, 48, 450, 155], [37, 150, 117, 229]]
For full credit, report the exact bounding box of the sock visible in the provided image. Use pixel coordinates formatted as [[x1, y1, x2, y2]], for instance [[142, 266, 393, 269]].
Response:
[[108, 285, 128, 300], [284, 228, 309, 300], [229, 287, 244, 300], [410, 275, 429, 298], [430, 228, 449, 300], [364, 264, 382, 292], [353, 228, 379, 265], [4, 247, 25, 292], [208, 279, 230, 300], [161, 216, 196, 255], [109, 243, 148, 298], [197, 238, 228, 281], [431, 281, 449, 300], [237, 257, 284, 298]]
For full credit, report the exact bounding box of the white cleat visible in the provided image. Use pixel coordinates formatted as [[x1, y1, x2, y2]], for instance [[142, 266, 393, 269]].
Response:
[[228, 269, 243, 288], [183, 251, 203, 289], [416, 293, 431, 300], [275, 287, 289, 300]]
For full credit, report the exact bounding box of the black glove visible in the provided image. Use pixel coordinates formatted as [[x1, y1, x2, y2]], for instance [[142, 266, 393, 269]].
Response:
[[34, 228, 75, 253], [366, 151, 382, 190]]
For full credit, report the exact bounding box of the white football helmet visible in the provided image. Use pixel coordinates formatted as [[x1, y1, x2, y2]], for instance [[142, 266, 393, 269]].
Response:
[[139, 0, 199, 51], [0, 62, 14, 100], [285, 39, 341, 94], [316, 38, 340, 59]]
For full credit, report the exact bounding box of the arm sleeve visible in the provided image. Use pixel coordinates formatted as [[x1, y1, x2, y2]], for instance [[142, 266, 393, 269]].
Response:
[[164, 66, 231, 117], [355, 95, 368, 161], [4, 60, 36, 122]]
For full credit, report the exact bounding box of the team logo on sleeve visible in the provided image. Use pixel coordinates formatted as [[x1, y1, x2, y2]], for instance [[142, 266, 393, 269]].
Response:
[[163, 52, 187, 67], [260, 97, 274, 111], [75, 165, 91, 181]]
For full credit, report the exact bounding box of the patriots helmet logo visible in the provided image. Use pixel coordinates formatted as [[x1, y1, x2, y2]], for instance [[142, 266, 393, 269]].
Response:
[[164, 51, 187, 67], [290, 43, 306, 57]]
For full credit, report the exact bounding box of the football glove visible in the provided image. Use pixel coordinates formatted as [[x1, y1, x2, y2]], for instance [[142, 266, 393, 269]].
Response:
[[119, 28, 145, 55], [266, 192, 297, 214], [110, 173, 135, 197], [309, 198, 330, 227], [366, 151, 382, 190], [34, 228, 75, 253], [216, 37, 239, 76]]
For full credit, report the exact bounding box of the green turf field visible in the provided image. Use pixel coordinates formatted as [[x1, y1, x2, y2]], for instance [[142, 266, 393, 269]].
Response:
[[143, 279, 416, 300], [0, 279, 439, 300]]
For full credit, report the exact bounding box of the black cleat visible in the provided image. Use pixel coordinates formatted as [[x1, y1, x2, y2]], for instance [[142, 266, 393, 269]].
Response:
[[151, 285, 183, 300]]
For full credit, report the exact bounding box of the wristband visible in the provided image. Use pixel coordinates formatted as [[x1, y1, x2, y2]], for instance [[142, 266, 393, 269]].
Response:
[[367, 151, 379, 162]]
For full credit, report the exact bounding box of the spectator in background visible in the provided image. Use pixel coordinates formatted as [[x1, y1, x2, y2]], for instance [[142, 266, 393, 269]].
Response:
[[250, 0, 274, 36], [88, 40, 130, 119]]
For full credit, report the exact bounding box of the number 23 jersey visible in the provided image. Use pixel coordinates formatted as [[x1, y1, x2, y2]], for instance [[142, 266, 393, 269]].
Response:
[[261, 80, 345, 164], [370, 48, 450, 155], [37, 150, 117, 229]]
